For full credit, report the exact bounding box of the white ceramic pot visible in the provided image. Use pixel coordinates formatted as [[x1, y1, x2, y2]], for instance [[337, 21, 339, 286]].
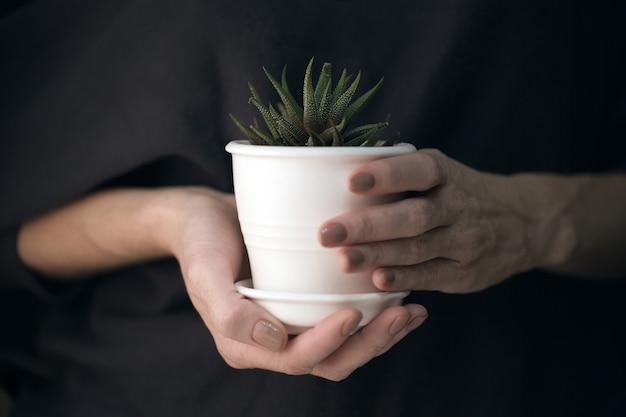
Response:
[[226, 140, 416, 295]]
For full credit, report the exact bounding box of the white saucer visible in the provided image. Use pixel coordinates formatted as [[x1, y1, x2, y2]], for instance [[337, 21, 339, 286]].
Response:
[[235, 279, 410, 334]]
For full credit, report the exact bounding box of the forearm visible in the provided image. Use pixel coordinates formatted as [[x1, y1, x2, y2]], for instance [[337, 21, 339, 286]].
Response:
[[519, 172, 626, 278], [17, 188, 181, 279]]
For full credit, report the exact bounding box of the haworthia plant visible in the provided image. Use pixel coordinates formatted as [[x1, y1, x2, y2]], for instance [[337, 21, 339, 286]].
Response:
[[230, 58, 398, 146]]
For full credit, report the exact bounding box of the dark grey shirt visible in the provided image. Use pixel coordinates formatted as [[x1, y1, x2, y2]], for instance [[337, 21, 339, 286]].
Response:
[[1, 1, 625, 416]]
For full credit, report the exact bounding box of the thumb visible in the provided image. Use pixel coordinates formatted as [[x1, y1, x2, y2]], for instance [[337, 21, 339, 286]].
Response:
[[183, 259, 288, 352], [174, 191, 289, 352], [215, 281, 289, 352]]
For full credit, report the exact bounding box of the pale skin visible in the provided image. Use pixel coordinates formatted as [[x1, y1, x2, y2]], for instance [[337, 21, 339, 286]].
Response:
[[17, 149, 626, 380], [16, 186, 427, 382]]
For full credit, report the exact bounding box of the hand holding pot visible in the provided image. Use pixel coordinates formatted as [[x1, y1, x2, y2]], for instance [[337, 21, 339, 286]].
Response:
[[319, 149, 626, 293], [171, 189, 428, 381], [17, 186, 427, 381]]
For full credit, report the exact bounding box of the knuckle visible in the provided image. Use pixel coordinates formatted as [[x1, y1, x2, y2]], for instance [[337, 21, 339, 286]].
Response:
[[213, 304, 242, 338], [219, 352, 247, 370], [352, 212, 376, 241], [366, 242, 385, 266], [376, 159, 402, 186], [405, 199, 436, 233], [327, 369, 352, 382], [182, 260, 204, 288], [419, 150, 447, 187], [282, 362, 314, 376], [408, 236, 427, 260], [444, 263, 479, 294], [365, 340, 390, 356], [314, 365, 353, 382], [387, 164, 405, 187], [457, 224, 492, 265], [413, 259, 456, 292], [213, 340, 251, 370]]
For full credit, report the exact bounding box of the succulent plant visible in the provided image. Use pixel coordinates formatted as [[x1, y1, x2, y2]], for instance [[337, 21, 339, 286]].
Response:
[[230, 58, 397, 146]]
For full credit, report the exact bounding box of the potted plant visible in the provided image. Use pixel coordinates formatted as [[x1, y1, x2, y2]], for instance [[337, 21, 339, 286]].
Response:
[[226, 58, 415, 333]]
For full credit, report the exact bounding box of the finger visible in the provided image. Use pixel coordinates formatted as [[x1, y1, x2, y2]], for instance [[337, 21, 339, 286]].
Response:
[[371, 258, 482, 293], [371, 303, 428, 357], [221, 308, 363, 375], [182, 232, 288, 352], [349, 149, 448, 195], [311, 304, 428, 381], [336, 227, 450, 272], [218, 305, 427, 381], [319, 197, 446, 247], [177, 193, 294, 352], [187, 275, 289, 352], [272, 309, 363, 375]]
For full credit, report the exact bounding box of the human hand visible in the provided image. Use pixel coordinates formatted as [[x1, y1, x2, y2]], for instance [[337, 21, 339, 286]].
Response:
[[318, 149, 576, 293], [17, 185, 427, 381], [169, 188, 428, 381]]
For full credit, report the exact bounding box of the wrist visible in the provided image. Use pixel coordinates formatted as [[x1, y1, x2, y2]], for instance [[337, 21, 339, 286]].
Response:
[[140, 188, 185, 260], [511, 174, 578, 271], [146, 187, 238, 263]]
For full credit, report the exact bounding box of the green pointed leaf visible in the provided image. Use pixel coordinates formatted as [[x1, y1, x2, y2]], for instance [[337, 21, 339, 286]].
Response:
[[276, 102, 288, 119], [280, 66, 291, 93], [229, 114, 266, 145], [314, 63, 332, 99], [331, 125, 344, 146], [307, 130, 325, 146], [248, 82, 262, 102], [269, 105, 307, 145], [318, 77, 333, 123], [249, 97, 280, 139], [381, 131, 400, 146], [263, 66, 304, 123], [303, 58, 323, 132], [363, 125, 387, 147], [344, 122, 388, 146], [329, 69, 350, 107], [342, 122, 384, 139], [318, 117, 347, 143], [315, 62, 332, 116], [231, 58, 394, 147], [250, 124, 282, 145], [278, 67, 303, 131], [344, 77, 384, 126], [328, 71, 361, 125]]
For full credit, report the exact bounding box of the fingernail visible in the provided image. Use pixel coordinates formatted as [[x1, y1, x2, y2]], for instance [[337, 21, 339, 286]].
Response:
[[406, 312, 428, 332], [346, 249, 364, 269], [342, 316, 362, 337], [389, 315, 410, 336], [252, 320, 284, 352], [381, 269, 395, 286], [320, 223, 347, 246], [350, 173, 375, 192]]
